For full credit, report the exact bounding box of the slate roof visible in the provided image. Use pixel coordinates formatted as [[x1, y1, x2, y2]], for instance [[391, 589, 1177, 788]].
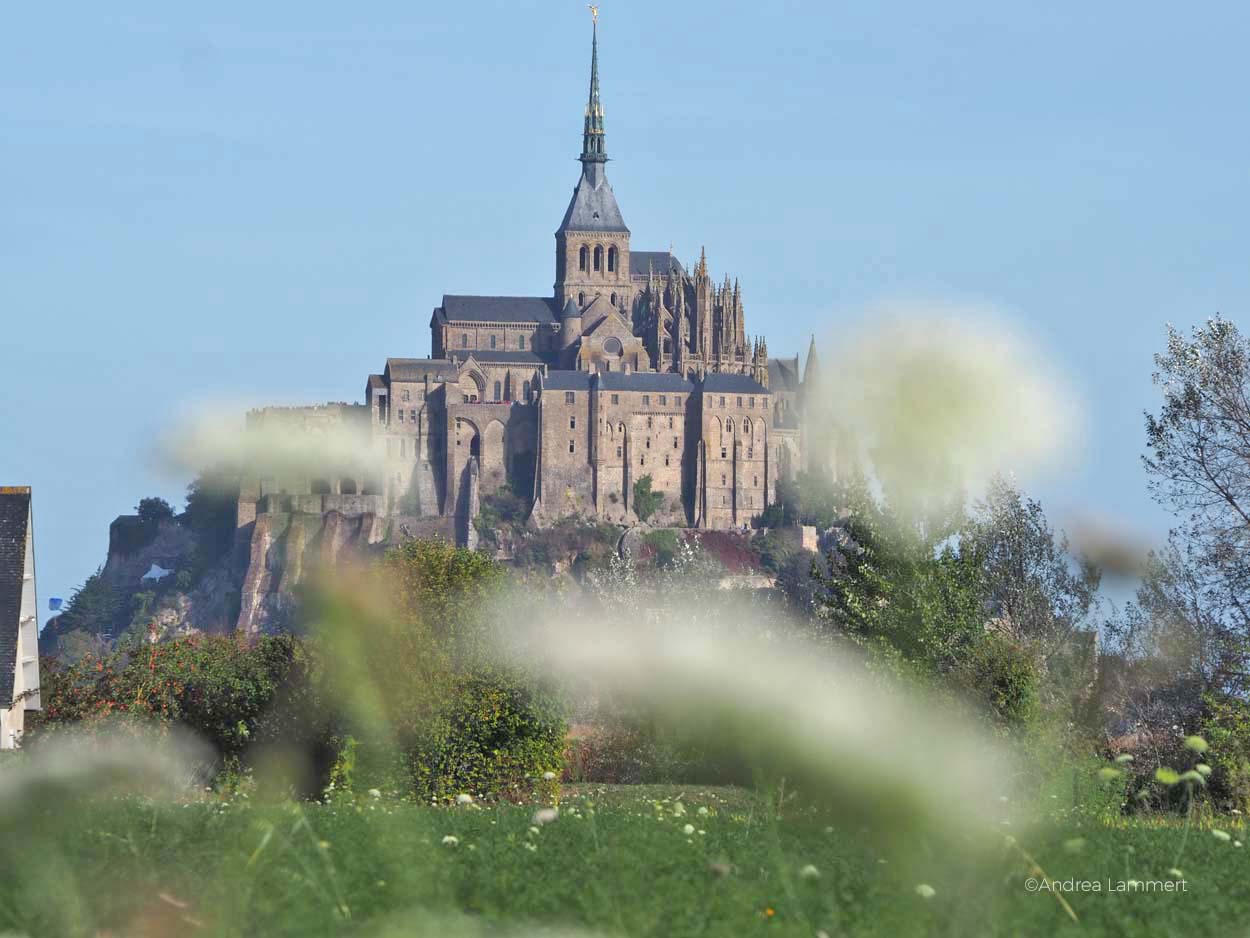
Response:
[[702, 373, 770, 395], [436, 296, 560, 325], [0, 488, 31, 705], [366, 374, 385, 391], [465, 350, 548, 365], [557, 167, 629, 233], [629, 251, 685, 278], [768, 357, 801, 393], [542, 371, 593, 391], [385, 359, 458, 383], [599, 372, 695, 392]]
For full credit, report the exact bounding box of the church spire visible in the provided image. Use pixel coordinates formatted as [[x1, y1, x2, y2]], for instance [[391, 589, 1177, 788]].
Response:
[[581, 11, 607, 165]]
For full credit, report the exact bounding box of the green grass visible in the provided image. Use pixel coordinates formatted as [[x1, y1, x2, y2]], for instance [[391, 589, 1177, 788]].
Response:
[[3, 785, 1248, 937]]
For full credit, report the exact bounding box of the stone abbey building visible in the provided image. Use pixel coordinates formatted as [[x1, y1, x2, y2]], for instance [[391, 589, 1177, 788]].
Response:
[[238, 21, 822, 548]]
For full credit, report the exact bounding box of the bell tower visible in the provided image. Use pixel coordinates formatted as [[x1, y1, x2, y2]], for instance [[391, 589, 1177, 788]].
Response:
[[554, 11, 632, 317]]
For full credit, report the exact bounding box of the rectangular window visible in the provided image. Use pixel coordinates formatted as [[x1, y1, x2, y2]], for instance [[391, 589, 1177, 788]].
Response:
[[753, 476, 759, 487], [565, 392, 575, 404], [610, 393, 619, 404], [616, 446, 622, 458], [645, 438, 651, 449], [642, 395, 650, 405], [659, 395, 667, 405], [569, 440, 575, 454], [519, 335, 526, 349], [569, 416, 576, 429], [676, 396, 682, 406], [664, 455, 670, 466], [721, 447, 727, 459], [749, 397, 755, 408], [737, 396, 743, 407], [398, 410, 405, 423], [490, 335, 497, 349], [640, 455, 646, 466], [646, 416, 653, 429], [719, 396, 725, 407], [673, 437, 679, 448], [721, 474, 727, 486], [402, 390, 410, 402]]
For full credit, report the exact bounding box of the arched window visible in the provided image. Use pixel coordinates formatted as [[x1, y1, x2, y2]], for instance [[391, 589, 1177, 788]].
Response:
[[618, 422, 625, 436], [493, 381, 502, 401], [578, 292, 585, 306], [490, 335, 497, 349], [579, 245, 589, 271], [593, 246, 603, 272], [461, 334, 468, 348], [518, 334, 526, 350], [523, 380, 531, 402], [727, 418, 735, 436], [608, 246, 617, 272], [610, 292, 617, 305]]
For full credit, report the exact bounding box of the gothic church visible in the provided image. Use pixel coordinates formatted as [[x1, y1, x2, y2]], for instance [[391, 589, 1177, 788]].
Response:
[[238, 20, 822, 546]]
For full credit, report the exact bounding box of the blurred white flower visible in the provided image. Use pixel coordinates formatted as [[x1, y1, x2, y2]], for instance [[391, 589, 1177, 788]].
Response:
[[455, 793, 474, 805], [367, 788, 382, 799], [1212, 829, 1231, 842], [541, 771, 557, 781], [915, 884, 936, 899], [682, 823, 695, 835], [441, 835, 459, 847], [533, 808, 558, 826], [799, 864, 820, 880]]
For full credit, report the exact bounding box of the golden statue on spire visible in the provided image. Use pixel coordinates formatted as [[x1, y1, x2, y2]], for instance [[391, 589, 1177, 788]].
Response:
[[589, 5, 599, 23]]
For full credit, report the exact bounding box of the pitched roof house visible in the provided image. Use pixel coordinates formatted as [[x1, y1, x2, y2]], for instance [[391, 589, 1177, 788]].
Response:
[[0, 487, 41, 748]]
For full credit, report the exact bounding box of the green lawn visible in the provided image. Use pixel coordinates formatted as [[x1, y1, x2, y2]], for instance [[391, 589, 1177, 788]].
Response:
[[3, 785, 1247, 937]]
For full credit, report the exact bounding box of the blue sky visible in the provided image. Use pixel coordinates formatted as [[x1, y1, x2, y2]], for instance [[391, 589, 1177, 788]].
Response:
[[3, 1, 1247, 621]]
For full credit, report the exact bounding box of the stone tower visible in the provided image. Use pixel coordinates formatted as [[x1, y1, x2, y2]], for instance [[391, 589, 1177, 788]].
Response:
[[554, 17, 633, 317]]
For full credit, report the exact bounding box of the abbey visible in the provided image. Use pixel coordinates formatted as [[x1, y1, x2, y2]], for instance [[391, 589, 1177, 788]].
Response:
[[238, 21, 823, 548]]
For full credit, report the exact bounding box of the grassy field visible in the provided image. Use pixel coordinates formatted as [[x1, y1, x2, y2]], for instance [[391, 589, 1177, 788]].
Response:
[[3, 784, 1248, 937]]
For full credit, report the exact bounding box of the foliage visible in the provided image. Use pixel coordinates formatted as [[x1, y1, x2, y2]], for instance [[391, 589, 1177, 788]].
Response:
[[1139, 317, 1250, 693], [756, 471, 842, 530], [135, 497, 175, 524], [41, 568, 127, 655], [509, 516, 620, 572], [641, 529, 681, 567], [954, 631, 1040, 729], [183, 466, 241, 565], [1199, 693, 1250, 812], [311, 538, 566, 801], [473, 484, 530, 541], [631, 474, 663, 522], [31, 634, 319, 764]]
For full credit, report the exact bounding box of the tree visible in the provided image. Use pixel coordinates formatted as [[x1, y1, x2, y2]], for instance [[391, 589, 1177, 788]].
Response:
[[183, 467, 241, 563], [631, 475, 663, 522], [135, 497, 174, 524], [963, 476, 1102, 661], [1140, 317, 1250, 692]]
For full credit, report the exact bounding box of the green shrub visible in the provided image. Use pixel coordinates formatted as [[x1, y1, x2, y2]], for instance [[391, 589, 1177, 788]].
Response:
[[1201, 693, 1250, 812], [31, 634, 322, 765], [632, 475, 663, 522], [956, 633, 1041, 729]]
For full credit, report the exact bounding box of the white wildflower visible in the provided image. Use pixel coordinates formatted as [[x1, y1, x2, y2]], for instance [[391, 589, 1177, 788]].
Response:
[[683, 823, 695, 835], [1212, 829, 1231, 842], [533, 808, 559, 826], [915, 883, 936, 899], [455, 793, 474, 805], [368, 788, 382, 799], [441, 835, 459, 847], [799, 864, 820, 880], [541, 771, 557, 781]]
